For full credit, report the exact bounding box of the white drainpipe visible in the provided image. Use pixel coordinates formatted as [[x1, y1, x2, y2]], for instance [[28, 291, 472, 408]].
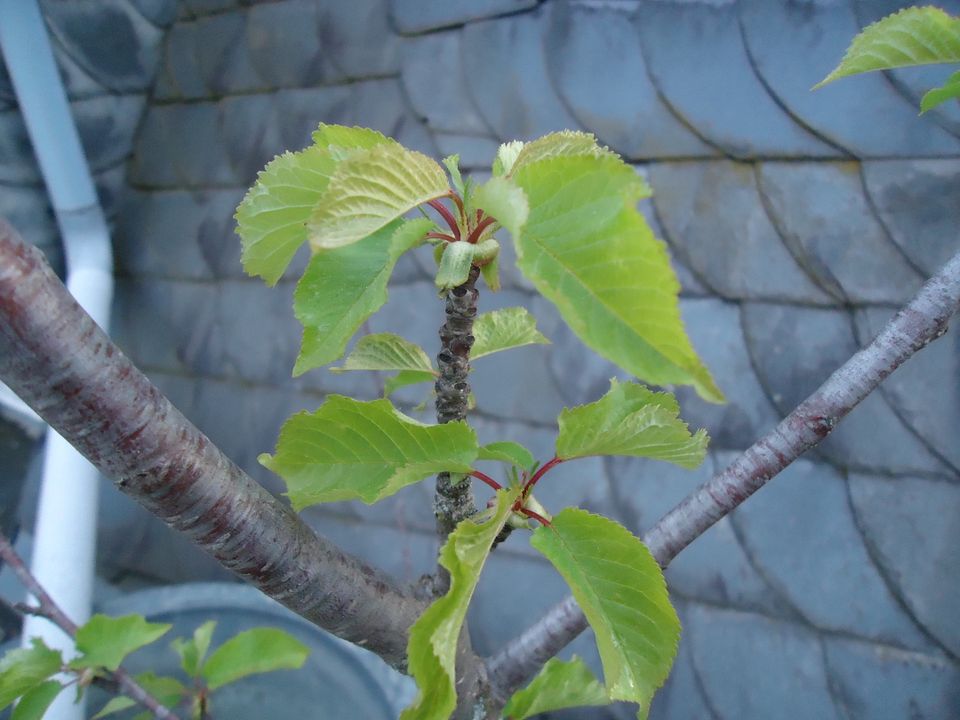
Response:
[[0, 1, 113, 718]]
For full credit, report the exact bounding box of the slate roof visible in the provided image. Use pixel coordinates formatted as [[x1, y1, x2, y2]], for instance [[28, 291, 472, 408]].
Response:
[[2, 0, 959, 717]]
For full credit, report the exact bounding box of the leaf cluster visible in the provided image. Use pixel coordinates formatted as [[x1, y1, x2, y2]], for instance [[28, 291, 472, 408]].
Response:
[[0, 616, 308, 720]]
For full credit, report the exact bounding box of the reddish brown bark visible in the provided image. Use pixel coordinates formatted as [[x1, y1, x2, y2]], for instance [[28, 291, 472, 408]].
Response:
[[0, 221, 427, 670]]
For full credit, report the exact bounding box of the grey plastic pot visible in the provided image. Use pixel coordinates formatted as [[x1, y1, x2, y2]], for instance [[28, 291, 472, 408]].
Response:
[[89, 582, 414, 719]]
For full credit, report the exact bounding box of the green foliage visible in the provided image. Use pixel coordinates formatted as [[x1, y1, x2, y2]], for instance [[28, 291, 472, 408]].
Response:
[[501, 142, 722, 402], [401, 488, 520, 720], [921, 68, 960, 111], [171, 620, 216, 677], [0, 639, 61, 710], [261, 396, 479, 509], [556, 379, 708, 468], [531, 509, 680, 719], [11, 681, 62, 720], [293, 218, 432, 375], [817, 6, 960, 86], [435, 240, 477, 290], [235, 123, 719, 717], [471, 307, 549, 360], [307, 142, 449, 250], [817, 6, 960, 114], [200, 628, 309, 691], [503, 657, 609, 719], [478, 441, 535, 471], [71, 615, 172, 673], [332, 333, 435, 376]]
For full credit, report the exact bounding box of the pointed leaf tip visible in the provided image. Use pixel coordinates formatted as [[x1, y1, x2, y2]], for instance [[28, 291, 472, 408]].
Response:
[[531, 509, 680, 717]]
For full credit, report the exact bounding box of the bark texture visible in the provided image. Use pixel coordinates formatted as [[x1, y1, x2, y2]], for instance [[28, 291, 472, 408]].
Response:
[[485, 249, 960, 706], [434, 265, 480, 537], [0, 222, 427, 671]]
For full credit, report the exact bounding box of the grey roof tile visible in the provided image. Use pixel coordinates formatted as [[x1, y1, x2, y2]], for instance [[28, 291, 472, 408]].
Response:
[[142, 102, 240, 187], [732, 457, 934, 650], [153, 22, 207, 100], [193, 11, 260, 96], [741, 302, 949, 476], [848, 473, 960, 657], [246, 1, 340, 88], [546, 1, 716, 160], [462, 9, 581, 141], [854, 307, 960, 473], [861, 159, 960, 277], [674, 299, 781, 450], [686, 604, 842, 720], [824, 636, 960, 719], [432, 133, 499, 170], [390, 0, 537, 35], [649, 609, 718, 720], [634, 1, 834, 158], [739, 0, 960, 158], [649, 161, 834, 304], [273, 85, 354, 150], [114, 189, 245, 279], [401, 31, 491, 135], [0, 106, 41, 184], [128, 0, 179, 28], [317, 0, 400, 79], [757, 162, 925, 304], [219, 93, 286, 183], [608, 452, 796, 618], [73, 93, 145, 173], [41, 0, 164, 93]]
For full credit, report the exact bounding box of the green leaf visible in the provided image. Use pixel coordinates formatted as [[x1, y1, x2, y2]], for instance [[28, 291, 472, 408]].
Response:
[[471, 176, 529, 238], [200, 628, 308, 691], [308, 142, 449, 250], [311, 124, 391, 159], [504, 657, 609, 720], [71, 615, 172, 673], [171, 620, 217, 678], [471, 308, 550, 361], [133, 672, 187, 707], [261, 395, 479, 509], [0, 639, 62, 710], [478, 441, 535, 471], [492, 141, 524, 177], [384, 369, 437, 397], [510, 153, 722, 403], [510, 131, 617, 177], [401, 488, 521, 720], [235, 146, 337, 285], [556, 379, 708, 468], [11, 681, 62, 720], [435, 241, 477, 290], [921, 69, 960, 112], [332, 333, 435, 375], [816, 6, 960, 87], [531, 509, 680, 719], [480, 252, 501, 292], [293, 217, 432, 375], [92, 696, 135, 719], [442, 154, 465, 195]]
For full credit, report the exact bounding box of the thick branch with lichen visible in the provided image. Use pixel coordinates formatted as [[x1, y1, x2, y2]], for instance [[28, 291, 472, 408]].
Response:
[[484, 249, 960, 708], [0, 221, 428, 671], [434, 264, 481, 538]]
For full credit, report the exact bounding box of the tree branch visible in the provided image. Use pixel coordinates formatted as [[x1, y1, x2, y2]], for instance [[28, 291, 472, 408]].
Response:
[[0, 220, 428, 671], [434, 265, 481, 540], [485, 248, 960, 704], [0, 532, 178, 719]]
